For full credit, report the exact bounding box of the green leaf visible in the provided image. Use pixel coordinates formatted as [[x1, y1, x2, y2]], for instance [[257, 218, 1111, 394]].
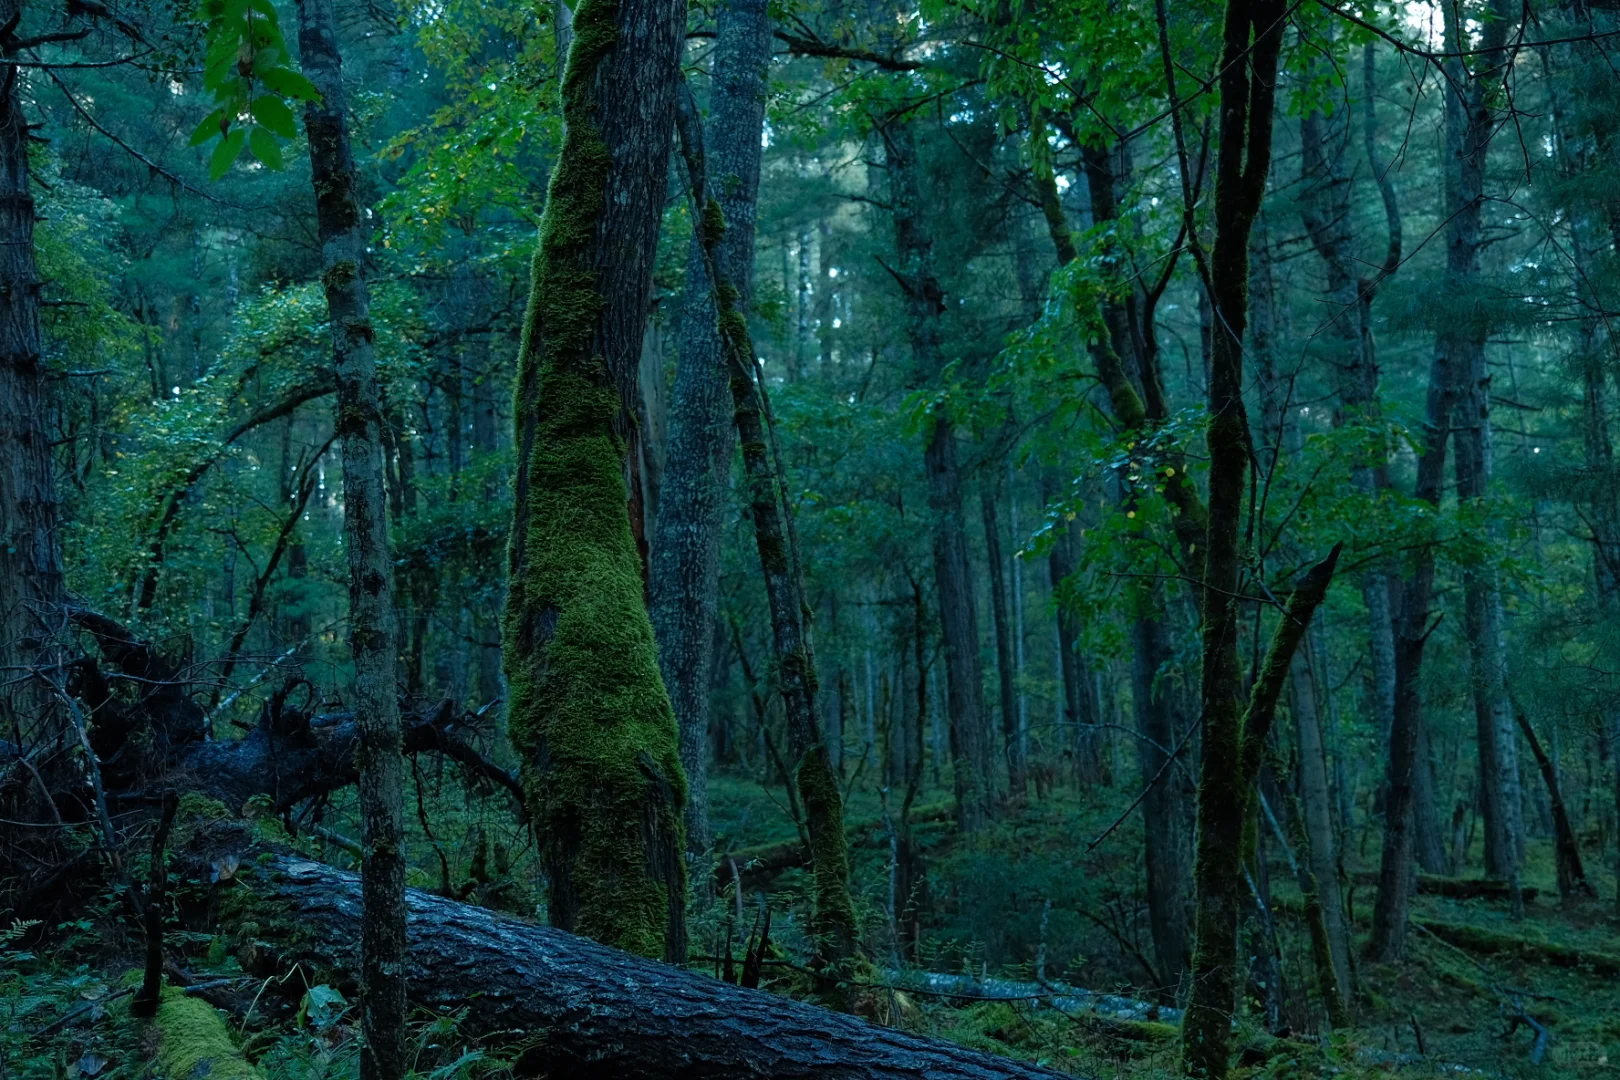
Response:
[[259, 65, 320, 102], [299, 984, 349, 1030], [248, 124, 284, 170], [250, 95, 296, 138], [209, 127, 246, 180], [188, 108, 227, 146]]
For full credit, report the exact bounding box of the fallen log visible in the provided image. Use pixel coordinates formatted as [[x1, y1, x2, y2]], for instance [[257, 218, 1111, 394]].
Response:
[[200, 831, 1075, 1079], [1349, 872, 1540, 904], [1412, 918, 1620, 975], [716, 801, 953, 890], [882, 970, 1180, 1027], [173, 698, 521, 813]]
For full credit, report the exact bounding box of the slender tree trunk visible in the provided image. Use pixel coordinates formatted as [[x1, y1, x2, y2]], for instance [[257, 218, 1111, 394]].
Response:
[[1515, 709, 1594, 899], [0, 20, 64, 754], [503, 0, 688, 962], [1046, 505, 1100, 784], [649, 0, 771, 863], [1033, 130, 1196, 988], [1180, 0, 1291, 1071], [1448, 0, 1523, 886], [674, 84, 858, 967], [886, 119, 995, 832], [298, 0, 405, 1073], [982, 483, 1026, 797], [1455, 372, 1522, 878], [1366, 340, 1459, 960], [1253, 207, 1354, 1016], [1130, 604, 1192, 995], [1371, 0, 1520, 958], [1289, 643, 1352, 1021]]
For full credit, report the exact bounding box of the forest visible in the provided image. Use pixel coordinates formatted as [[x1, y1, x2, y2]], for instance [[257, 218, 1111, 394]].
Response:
[[1, 0, 1619, 1075]]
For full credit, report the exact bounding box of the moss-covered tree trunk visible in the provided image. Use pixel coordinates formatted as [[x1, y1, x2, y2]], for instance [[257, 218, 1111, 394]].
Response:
[[297, 0, 406, 1073], [504, 0, 687, 963], [673, 81, 859, 968], [649, 0, 772, 863]]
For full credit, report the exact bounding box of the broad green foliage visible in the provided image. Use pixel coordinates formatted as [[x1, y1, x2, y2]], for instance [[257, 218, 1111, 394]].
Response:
[[193, 0, 321, 177]]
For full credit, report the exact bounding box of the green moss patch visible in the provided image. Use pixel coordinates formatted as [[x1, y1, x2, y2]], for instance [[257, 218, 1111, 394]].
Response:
[[155, 988, 263, 1079]]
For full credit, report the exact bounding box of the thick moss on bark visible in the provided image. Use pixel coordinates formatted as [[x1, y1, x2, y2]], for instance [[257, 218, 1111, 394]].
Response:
[[504, 0, 686, 962], [155, 989, 264, 1079]]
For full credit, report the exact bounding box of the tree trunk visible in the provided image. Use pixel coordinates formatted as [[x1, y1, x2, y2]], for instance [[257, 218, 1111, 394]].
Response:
[[1185, 546, 1340, 1077], [1180, 0, 1290, 1072], [1130, 604, 1192, 996], [886, 119, 995, 832], [674, 84, 858, 967], [1367, 346, 1457, 960], [503, 0, 687, 962], [1447, 0, 1523, 886], [1254, 208, 1352, 1019], [649, 0, 771, 863], [1455, 383, 1522, 880], [1032, 135, 1192, 992], [1370, 0, 1520, 959], [298, 0, 406, 1073], [205, 845, 1075, 1080], [0, 14, 64, 759], [1514, 709, 1594, 900], [1288, 643, 1352, 1023], [981, 482, 1026, 797]]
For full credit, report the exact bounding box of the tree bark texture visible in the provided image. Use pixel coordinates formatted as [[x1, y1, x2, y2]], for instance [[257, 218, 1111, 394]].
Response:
[[886, 120, 995, 833], [205, 846, 1075, 1080], [0, 15, 64, 759], [1181, 0, 1288, 1072], [649, 0, 772, 861], [674, 85, 858, 965], [1184, 546, 1339, 1079], [298, 0, 406, 1072], [503, 0, 688, 962]]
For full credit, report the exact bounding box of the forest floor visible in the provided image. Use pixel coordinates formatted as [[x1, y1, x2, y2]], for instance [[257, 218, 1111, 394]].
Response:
[[5, 773, 1616, 1078], [709, 772, 1620, 1079]]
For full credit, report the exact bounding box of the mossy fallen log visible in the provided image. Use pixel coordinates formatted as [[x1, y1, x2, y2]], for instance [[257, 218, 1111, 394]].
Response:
[[155, 988, 264, 1079], [193, 828, 1074, 1079], [1413, 918, 1620, 975], [714, 800, 953, 890], [1349, 872, 1540, 904]]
